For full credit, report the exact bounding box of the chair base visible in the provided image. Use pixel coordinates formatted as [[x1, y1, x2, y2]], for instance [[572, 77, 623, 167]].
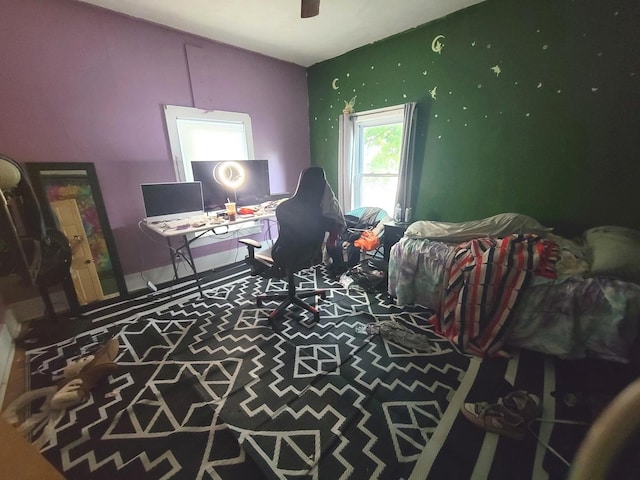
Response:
[[258, 291, 327, 324], [256, 271, 327, 324]]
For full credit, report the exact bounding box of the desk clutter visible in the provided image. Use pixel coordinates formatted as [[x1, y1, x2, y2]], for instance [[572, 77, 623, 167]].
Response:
[[147, 198, 284, 232], [151, 215, 229, 231], [237, 197, 286, 216], [141, 198, 283, 296]]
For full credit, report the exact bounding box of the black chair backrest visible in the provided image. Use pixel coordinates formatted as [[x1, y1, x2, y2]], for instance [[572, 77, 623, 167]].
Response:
[[271, 167, 329, 273]]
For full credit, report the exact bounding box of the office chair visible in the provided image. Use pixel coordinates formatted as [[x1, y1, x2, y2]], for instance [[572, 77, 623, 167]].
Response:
[[325, 206, 391, 276], [239, 167, 339, 325]]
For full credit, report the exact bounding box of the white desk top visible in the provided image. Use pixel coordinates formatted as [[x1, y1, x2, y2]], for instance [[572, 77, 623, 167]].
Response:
[[143, 212, 276, 238]]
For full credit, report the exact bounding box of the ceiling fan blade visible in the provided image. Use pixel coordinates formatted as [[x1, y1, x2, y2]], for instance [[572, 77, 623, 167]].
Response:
[[301, 0, 320, 18]]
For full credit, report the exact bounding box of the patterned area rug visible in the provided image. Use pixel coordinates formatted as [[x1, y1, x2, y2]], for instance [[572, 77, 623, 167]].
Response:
[[24, 264, 557, 479]]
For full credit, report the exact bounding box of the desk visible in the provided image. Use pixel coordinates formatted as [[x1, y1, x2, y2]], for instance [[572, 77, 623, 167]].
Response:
[[143, 212, 276, 295]]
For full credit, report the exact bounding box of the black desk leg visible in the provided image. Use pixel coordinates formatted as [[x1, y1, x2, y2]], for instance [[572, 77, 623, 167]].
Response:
[[183, 236, 203, 297], [167, 237, 178, 280], [166, 236, 204, 297]]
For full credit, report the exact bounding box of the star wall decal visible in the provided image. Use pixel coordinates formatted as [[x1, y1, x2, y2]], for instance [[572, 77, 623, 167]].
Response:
[[490, 65, 502, 76], [429, 86, 437, 100]]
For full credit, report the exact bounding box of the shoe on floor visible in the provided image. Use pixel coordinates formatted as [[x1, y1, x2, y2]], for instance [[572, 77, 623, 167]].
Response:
[[51, 378, 86, 410], [53, 337, 120, 409], [461, 401, 526, 440], [61, 336, 119, 382], [52, 356, 119, 410], [501, 390, 542, 421]]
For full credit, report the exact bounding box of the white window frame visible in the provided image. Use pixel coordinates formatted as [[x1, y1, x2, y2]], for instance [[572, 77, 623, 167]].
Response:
[[163, 105, 255, 182]]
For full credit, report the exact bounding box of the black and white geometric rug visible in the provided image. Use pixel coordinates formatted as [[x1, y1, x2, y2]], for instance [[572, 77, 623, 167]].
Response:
[[25, 264, 561, 480]]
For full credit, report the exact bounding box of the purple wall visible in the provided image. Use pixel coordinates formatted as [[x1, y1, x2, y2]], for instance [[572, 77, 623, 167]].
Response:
[[0, 0, 310, 277]]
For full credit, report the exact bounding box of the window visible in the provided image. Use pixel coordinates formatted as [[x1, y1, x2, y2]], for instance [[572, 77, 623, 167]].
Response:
[[353, 109, 403, 215], [339, 105, 405, 216], [164, 105, 255, 182]]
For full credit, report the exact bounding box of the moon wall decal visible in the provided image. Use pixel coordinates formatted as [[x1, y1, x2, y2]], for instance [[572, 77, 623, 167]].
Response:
[[431, 35, 445, 54], [331, 78, 339, 90]]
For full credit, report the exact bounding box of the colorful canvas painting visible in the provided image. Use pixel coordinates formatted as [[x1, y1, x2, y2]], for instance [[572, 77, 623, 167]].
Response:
[[43, 177, 113, 280]]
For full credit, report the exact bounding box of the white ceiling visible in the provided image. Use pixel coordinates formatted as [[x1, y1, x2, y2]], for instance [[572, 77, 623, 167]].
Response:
[[77, 0, 485, 67]]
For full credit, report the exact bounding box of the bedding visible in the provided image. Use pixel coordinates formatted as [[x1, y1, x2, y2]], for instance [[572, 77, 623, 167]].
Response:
[[388, 216, 640, 362], [584, 226, 640, 283], [404, 212, 553, 242]]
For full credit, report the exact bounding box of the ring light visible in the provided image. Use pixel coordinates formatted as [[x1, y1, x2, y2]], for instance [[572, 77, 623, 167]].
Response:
[[213, 161, 245, 189]]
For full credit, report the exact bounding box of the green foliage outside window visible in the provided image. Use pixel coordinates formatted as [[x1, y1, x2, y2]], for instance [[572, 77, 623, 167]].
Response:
[[362, 124, 402, 174]]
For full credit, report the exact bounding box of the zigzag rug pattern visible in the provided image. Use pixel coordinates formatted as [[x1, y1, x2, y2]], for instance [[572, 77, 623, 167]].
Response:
[[25, 265, 551, 479]]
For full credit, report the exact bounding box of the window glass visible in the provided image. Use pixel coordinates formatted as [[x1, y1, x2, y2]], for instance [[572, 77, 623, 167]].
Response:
[[352, 108, 403, 215], [176, 119, 248, 163], [361, 124, 402, 174], [164, 105, 254, 182], [358, 177, 399, 211]]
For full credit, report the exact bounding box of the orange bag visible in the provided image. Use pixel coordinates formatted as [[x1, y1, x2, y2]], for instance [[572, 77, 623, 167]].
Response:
[[353, 230, 380, 251]]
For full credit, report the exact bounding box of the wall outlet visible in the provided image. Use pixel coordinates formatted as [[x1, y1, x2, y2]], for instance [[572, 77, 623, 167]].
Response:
[[146, 280, 158, 292]]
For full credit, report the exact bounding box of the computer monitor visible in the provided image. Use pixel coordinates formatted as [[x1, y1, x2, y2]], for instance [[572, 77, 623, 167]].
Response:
[[191, 160, 271, 212], [141, 181, 204, 222]]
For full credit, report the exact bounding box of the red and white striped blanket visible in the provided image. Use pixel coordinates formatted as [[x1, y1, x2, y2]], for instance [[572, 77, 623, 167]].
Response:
[[431, 234, 558, 357]]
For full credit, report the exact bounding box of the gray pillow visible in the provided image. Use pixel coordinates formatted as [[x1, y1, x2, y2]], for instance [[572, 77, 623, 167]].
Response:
[[584, 226, 640, 283]]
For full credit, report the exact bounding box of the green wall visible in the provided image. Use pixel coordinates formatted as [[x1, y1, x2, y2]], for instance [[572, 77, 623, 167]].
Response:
[[307, 0, 640, 231]]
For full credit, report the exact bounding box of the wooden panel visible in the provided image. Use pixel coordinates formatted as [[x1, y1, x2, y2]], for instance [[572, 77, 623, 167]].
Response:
[[0, 417, 64, 480]]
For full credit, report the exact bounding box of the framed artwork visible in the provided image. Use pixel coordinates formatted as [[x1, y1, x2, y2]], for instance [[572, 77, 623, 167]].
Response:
[[25, 162, 127, 304]]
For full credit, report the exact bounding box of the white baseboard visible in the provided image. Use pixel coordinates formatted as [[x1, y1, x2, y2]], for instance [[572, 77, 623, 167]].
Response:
[[4, 291, 68, 325], [3, 225, 268, 320], [125, 225, 265, 293]]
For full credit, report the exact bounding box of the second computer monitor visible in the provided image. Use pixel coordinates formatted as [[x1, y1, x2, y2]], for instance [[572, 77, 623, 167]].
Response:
[[191, 160, 271, 212]]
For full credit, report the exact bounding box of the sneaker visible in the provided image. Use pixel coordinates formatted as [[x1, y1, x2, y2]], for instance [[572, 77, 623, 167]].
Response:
[[61, 336, 119, 383], [501, 390, 542, 421], [461, 402, 526, 440]]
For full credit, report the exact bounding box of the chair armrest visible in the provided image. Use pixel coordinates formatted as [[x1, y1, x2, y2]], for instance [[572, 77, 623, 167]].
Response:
[[239, 238, 262, 249], [239, 237, 272, 275], [255, 251, 274, 264]]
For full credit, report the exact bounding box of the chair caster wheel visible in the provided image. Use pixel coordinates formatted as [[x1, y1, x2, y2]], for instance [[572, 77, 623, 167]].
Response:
[[320, 291, 327, 300], [257, 299, 263, 307]]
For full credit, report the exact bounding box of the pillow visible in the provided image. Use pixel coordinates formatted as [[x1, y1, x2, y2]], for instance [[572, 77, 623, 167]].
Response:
[[405, 212, 552, 242], [584, 226, 640, 283]]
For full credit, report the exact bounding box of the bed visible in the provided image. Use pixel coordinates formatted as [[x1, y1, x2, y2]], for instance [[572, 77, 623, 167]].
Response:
[[388, 213, 640, 362]]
